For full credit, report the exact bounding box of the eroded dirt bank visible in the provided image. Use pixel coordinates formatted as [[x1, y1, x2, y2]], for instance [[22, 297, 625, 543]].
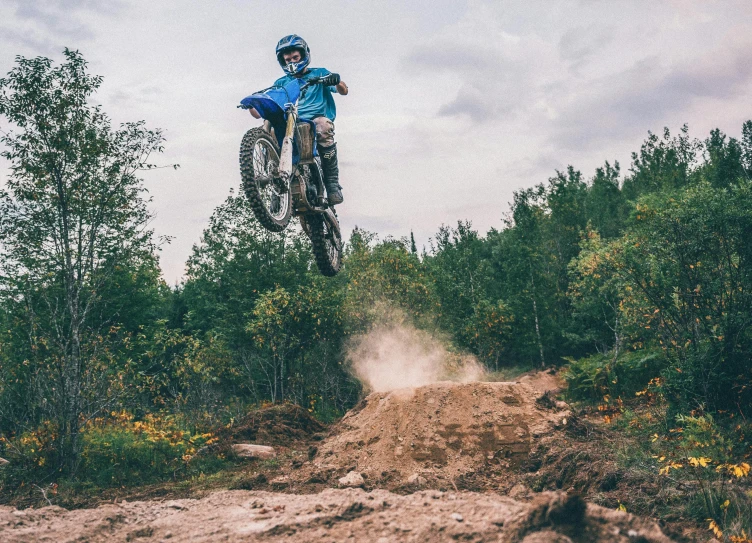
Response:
[[0, 487, 674, 542], [309, 379, 568, 486]]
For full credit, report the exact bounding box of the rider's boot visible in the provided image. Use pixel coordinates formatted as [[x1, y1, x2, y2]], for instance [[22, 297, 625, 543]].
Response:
[[320, 144, 343, 205]]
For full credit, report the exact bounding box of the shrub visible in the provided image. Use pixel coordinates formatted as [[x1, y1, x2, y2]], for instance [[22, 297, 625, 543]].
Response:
[[564, 349, 666, 403], [653, 413, 752, 540], [0, 411, 220, 494], [78, 411, 218, 487]]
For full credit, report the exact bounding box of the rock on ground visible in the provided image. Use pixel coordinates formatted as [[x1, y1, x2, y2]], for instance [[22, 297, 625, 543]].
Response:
[[0, 489, 674, 542], [407, 473, 427, 486], [231, 444, 276, 459], [338, 471, 365, 488]]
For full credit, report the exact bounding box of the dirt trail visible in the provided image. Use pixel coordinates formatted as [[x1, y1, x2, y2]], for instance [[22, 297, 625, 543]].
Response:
[[0, 488, 673, 542], [0, 372, 677, 542]]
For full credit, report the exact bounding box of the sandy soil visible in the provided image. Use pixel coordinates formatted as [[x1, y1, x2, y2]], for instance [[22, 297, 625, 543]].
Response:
[[0, 488, 674, 542], [310, 380, 569, 486]]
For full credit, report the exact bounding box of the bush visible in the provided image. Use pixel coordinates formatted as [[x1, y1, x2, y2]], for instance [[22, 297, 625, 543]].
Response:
[[78, 411, 218, 487], [0, 421, 59, 490], [652, 413, 752, 539], [0, 412, 220, 495], [564, 349, 666, 402], [618, 182, 752, 415]]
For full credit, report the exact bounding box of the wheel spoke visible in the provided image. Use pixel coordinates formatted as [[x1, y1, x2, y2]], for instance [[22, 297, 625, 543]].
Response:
[[240, 128, 292, 232], [251, 139, 290, 221]]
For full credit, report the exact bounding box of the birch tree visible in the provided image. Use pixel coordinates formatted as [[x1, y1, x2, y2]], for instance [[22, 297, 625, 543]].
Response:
[[0, 49, 166, 472]]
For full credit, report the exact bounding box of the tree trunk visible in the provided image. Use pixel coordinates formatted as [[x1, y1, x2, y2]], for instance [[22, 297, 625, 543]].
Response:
[[529, 263, 545, 368]]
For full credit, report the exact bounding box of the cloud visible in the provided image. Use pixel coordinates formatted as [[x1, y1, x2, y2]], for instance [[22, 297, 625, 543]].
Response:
[[437, 84, 489, 122], [108, 85, 164, 107], [348, 216, 402, 234], [404, 42, 504, 75], [0, 26, 59, 56], [0, 0, 124, 52], [558, 24, 615, 71], [548, 39, 752, 149], [403, 31, 555, 123]]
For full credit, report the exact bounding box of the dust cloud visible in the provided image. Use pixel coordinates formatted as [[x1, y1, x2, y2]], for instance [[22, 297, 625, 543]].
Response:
[[346, 320, 484, 393]]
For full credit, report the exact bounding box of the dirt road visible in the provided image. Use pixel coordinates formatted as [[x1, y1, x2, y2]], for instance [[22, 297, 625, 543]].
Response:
[[0, 487, 674, 542]]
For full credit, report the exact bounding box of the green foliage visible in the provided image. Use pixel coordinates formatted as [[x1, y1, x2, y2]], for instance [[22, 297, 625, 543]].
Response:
[[246, 281, 348, 406], [0, 413, 222, 492], [78, 412, 219, 487], [182, 192, 312, 338], [618, 182, 752, 414], [563, 350, 665, 402], [701, 128, 748, 189], [622, 125, 700, 200], [0, 49, 168, 472], [427, 222, 512, 368], [134, 324, 236, 422], [343, 228, 435, 331], [483, 166, 590, 366], [585, 161, 629, 239], [180, 193, 358, 416], [651, 413, 752, 537], [567, 229, 630, 354]]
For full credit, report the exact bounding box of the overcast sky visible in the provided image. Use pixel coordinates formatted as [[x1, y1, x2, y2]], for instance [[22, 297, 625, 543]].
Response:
[[1, 0, 751, 282]]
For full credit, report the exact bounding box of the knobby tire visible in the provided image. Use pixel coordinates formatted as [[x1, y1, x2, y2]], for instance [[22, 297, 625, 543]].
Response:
[[239, 127, 292, 232], [308, 213, 342, 277]]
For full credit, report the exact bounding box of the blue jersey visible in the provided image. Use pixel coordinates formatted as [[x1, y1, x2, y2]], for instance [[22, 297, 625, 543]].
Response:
[[274, 67, 338, 121]]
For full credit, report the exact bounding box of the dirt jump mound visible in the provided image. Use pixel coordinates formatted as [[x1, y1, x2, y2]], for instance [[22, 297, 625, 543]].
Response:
[[314, 380, 569, 484]]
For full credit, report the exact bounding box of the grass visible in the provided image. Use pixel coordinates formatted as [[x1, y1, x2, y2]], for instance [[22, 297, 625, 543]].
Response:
[[562, 395, 752, 541]]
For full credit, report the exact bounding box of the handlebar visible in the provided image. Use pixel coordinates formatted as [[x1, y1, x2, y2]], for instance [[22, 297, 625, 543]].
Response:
[[299, 79, 323, 91], [239, 75, 339, 110], [302, 73, 340, 90]]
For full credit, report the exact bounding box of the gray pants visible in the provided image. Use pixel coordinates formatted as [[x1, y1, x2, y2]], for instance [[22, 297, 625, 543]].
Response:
[[312, 117, 335, 148], [262, 118, 335, 147]]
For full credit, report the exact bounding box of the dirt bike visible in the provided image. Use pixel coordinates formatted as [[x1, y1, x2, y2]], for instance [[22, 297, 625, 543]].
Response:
[[238, 78, 342, 276]]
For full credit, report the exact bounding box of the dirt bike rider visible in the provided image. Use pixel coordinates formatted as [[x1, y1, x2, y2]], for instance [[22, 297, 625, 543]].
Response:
[[248, 34, 348, 205]]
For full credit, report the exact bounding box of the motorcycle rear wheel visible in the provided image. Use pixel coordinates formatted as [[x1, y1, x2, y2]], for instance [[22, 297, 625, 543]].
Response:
[[307, 212, 342, 277], [239, 127, 292, 232]]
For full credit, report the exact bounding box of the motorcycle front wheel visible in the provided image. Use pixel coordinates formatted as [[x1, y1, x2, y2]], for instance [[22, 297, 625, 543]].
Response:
[[307, 212, 342, 277], [239, 127, 292, 232]]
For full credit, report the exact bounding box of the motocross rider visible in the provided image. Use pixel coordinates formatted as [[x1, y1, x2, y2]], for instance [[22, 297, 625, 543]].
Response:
[[249, 34, 348, 205]]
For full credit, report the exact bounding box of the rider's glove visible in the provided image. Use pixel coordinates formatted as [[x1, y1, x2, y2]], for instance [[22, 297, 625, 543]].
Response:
[[316, 73, 341, 86]]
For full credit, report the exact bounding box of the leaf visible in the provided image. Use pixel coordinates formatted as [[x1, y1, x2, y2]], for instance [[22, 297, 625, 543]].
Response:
[[687, 456, 712, 468], [708, 519, 723, 538]]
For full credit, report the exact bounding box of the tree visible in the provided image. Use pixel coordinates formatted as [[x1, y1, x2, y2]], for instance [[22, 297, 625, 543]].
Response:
[[0, 50, 167, 472], [568, 229, 633, 357], [342, 228, 436, 333], [181, 193, 357, 415], [622, 125, 700, 200], [585, 161, 628, 239], [427, 222, 511, 369], [742, 120, 752, 178], [700, 128, 747, 189], [182, 192, 312, 339], [617, 182, 752, 413]]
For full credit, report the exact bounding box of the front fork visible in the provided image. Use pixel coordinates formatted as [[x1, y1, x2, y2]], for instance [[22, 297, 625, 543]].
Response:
[[275, 102, 331, 217], [277, 104, 297, 186]]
